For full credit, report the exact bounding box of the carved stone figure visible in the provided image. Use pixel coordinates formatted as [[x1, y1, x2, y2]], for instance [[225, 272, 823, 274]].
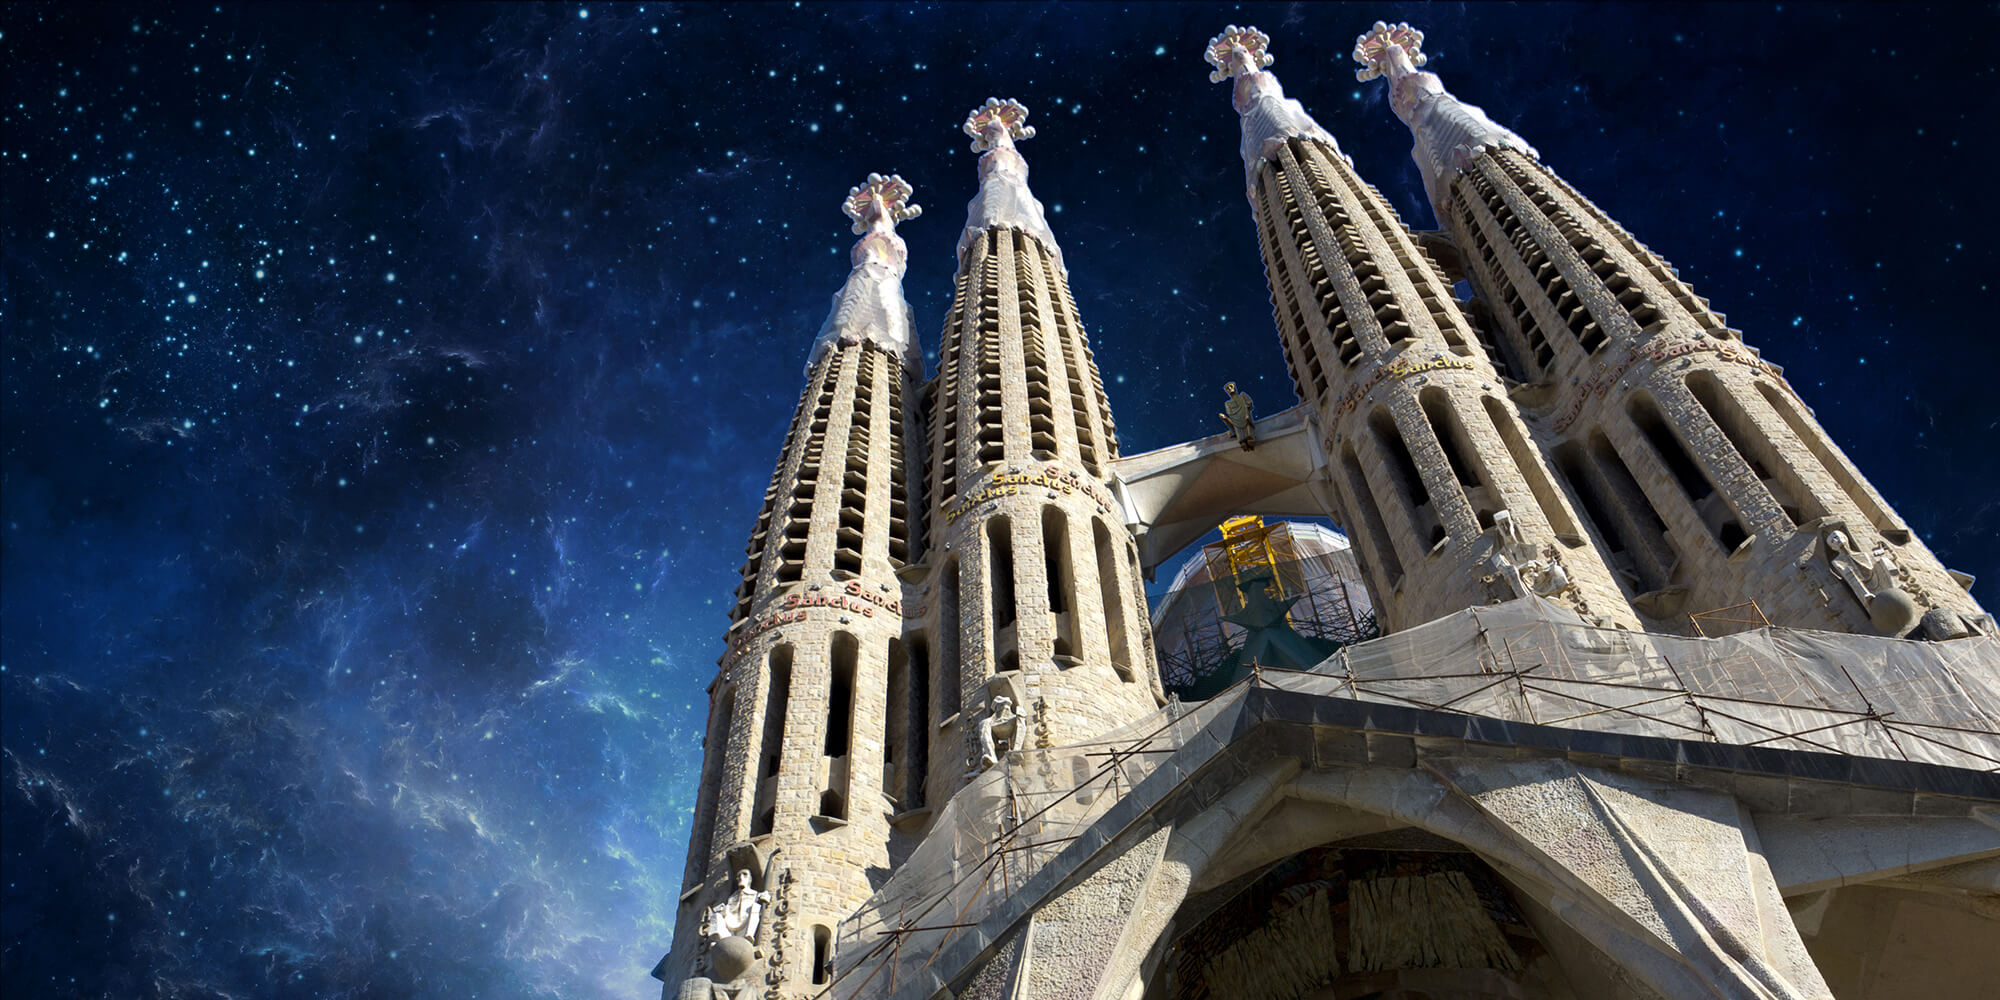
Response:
[[973, 694, 1019, 770], [1480, 511, 1572, 602], [678, 935, 758, 1000], [1824, 528, 1922, 635], [1219, 381, 1257, 449], [1919, 607, 1975, 642], [704, 868, 772, 943]]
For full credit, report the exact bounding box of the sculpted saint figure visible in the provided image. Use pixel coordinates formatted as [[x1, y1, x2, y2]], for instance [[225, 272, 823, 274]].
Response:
[[703, 868, 772, 942], [1219, 381, 1258, 449], [974, 695, 1018, 770], [1824, 529, 1921, 634]]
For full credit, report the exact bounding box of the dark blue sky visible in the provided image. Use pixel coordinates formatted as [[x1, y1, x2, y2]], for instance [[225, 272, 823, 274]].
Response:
[[5, 3, 1996, 998]]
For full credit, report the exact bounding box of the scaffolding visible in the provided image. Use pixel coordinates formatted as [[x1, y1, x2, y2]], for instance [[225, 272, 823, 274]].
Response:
[[827, 596, 2000, 1000], [1152, 519, 1377, 698]]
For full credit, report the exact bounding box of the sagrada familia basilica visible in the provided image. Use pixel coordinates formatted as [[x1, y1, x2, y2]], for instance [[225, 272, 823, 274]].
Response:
[[651, 23, 2000, 1000]]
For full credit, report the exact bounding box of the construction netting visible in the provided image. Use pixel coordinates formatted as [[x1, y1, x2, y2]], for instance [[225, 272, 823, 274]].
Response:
[[1152, 520, 1378, 699], [826, 595, 2000, 999]]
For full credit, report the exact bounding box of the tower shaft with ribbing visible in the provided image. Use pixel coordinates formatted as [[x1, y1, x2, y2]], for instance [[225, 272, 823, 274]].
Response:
[[1355, 21, 1987, 638], [663, 176, 926, 995], [1209, 27, 1641, 634], [915, 99, 1161, 810]]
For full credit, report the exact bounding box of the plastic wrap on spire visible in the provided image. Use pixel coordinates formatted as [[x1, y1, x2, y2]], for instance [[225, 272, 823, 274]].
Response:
[[956, 98, 1063, 271], [1205, 25, 1348, 198], [1353, 21, 1539, 219], [806, 173, 923, 376]]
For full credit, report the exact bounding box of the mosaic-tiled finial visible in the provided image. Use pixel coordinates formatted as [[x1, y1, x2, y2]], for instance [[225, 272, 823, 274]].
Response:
[[1204, 24, 1274, 84], [962, 97, 1035, 153], [843, 173, 922, 235], [1353, 20, 1426, 82]]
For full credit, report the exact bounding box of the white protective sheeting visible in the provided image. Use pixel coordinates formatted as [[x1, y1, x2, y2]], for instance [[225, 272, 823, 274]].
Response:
[[1366, 27, 1538, 221], [1231, 69, 1345, 198], [956, 142, 1062, 273], [805, 227, 919, 376], [831, 596, 2000, 998]]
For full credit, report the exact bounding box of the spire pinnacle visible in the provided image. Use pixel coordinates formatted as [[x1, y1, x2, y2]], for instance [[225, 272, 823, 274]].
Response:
[[1202, 25, 1343, 197], [1352, 20, 1426, 83], [844, 172, 923, 236], [808, 173, 921, 375], [1204, 24, 1273, 84], [1349, 20, 1536, 221], [955, 98, 1060, 269], [962, 97, 1035, 153]]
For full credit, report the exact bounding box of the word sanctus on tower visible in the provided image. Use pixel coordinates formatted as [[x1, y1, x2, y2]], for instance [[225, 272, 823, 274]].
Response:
[[653, 22, 2000, 1000]]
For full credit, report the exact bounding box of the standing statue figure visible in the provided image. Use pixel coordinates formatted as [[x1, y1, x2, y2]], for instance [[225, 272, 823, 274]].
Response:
[[1824, 528, 1922, 635], [1480, 511, 1571, 601], [972, 695, 1018, 771], [1220, 381, 1257, 450], [703, 868, 772, 943]]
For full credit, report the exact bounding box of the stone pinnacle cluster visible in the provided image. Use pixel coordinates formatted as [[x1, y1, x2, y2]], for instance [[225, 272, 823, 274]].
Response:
[[654, 22, 1997, 1000]]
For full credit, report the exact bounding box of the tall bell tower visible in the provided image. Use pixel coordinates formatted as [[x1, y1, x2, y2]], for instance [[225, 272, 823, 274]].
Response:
[[914, 98, 1163, 809], [661, 175, 926, 996], [1353, 20, 1988, 637], [1205, 26, 1641, 634]]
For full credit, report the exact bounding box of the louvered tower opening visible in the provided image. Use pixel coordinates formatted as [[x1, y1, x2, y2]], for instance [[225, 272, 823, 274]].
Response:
[[886, 354, 911, 566], [1016, 232, 1060, 461], [1254, 176, 1329, 401], [835, 352, 872, 579], [974, 243, 1006, 467]]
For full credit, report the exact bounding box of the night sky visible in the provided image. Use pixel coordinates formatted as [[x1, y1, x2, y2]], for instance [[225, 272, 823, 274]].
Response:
[[4, 3, 1996, 998]]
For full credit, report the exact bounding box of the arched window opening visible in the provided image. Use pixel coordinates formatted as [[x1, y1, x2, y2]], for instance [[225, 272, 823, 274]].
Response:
[[1421, 388, 1498, 529], [812, 925, 834, 986], [885, 639, 907, 808], [1687, 371, 1817, 526], [825, 633, 856, 758], [759, 646, 792, 779], [1370, 406, 1443, 548], [1483, 396, 1581, 539], [1590, 430, 1679, 581], [1628, 394, 1742, 550], [940, 561, 962, 722], [1042, 507, 1079, 662], [685, 688, 733, 881], [905, 637, 929, 809], [987, 516, 1016, 630], [1556, 443, 1644, 597], [750, 646, 792, 839], [1094, 518, 1134, 680], [1342, 445, 1405, 591], [1756, 381, 1898, 534]]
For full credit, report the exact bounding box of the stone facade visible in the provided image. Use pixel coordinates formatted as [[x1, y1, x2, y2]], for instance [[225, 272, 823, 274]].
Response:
[[656, 23, 1997, 1000]]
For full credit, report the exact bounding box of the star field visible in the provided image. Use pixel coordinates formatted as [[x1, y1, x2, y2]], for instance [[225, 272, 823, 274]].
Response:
[[4, 3, 1997, 998]]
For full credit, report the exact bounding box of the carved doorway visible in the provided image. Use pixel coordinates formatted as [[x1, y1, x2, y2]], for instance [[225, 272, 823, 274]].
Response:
[[1154, 834, 1577, 1000]]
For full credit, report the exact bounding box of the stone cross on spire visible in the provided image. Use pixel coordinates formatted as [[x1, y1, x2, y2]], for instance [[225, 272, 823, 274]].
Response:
[[808, 173, 922, 374], [1202, 25, 1342, 198], [1350, 19, 1537, 220], [956, 97, 1060, 268]]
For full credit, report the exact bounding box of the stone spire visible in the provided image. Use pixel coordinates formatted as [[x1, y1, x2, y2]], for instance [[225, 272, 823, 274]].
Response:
[[1352, 20, 1538, 222], [956, 97, 1061, 270], [1205, 24, 1345, 197], [807, 172, 923, 376]]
